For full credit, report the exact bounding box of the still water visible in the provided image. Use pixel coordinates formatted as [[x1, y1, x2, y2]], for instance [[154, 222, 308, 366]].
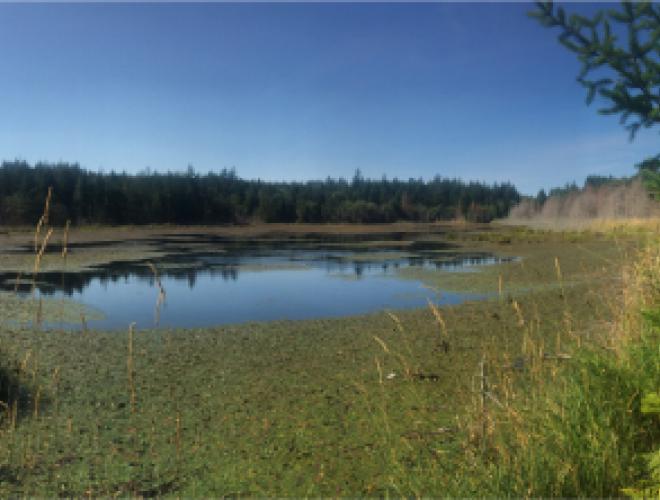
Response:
[[4, 237, 515, 329]]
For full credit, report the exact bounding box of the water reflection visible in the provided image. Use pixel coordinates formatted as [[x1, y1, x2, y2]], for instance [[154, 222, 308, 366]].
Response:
[[4, 252, 514, 298], [2, 242, 516, 330]]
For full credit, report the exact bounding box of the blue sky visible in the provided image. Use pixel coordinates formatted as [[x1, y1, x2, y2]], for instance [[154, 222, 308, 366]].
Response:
[[0, 2, 657, 195]]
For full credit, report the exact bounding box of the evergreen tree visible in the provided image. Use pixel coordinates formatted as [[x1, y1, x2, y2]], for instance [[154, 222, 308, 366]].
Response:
[[0, 161, 521, 226], [530, 1, 660, 196]]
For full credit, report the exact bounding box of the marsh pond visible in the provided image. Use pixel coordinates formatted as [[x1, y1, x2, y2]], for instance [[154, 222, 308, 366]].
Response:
[[2, 231, 516, 329]]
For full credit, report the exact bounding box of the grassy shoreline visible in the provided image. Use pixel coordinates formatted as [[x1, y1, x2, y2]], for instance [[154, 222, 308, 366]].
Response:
[[0, 222, 656, 495]]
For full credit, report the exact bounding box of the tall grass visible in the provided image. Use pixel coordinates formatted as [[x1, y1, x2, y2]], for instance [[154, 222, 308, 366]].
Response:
[[365, 228, 659, 496], [456, 236, 660, 496]]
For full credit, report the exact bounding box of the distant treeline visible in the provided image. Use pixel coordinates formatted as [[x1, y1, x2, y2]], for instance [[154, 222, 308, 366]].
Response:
[[0, 161, 520, 225]]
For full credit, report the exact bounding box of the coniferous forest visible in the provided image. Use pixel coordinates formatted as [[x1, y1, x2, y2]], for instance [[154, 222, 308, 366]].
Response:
[[0, 161, 520, 225]]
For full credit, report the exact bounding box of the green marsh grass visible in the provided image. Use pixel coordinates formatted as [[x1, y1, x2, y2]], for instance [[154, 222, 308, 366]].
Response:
[[0, 219, 653, 495], [445, 233, 660, 497]]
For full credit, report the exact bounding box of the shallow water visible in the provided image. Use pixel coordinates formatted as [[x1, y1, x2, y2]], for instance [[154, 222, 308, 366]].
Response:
[[2, 235, 515, 329]]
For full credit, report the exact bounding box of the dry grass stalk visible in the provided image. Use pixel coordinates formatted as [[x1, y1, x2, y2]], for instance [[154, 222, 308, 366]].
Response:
[[372, 357, 392, 437], [375, 356, 384, 384], [386, 311, 404, 334], [373, 335, 390, 354], [80, 313, 88, 335], [51, 366, 60, 390], [175, 411, 182, 460], [33, 386, 41, 418], [62, 219, 71, 259], [511, 300, 525, 327], [427, 299, 448, 338], [479, 356, 488, 447], [127, 322, 137, 414], [33, 186, 53, 253], [33, 227, 53, 274], [20, 350, 31, 372], [35, 297, 43, 328], [43, 186, 52, 225], [382, 312, 414, 379], [554, 256, 565, 298], [147, 261, 166, 325], [34, 216, 44, 254], [10, 401, 17, 430]]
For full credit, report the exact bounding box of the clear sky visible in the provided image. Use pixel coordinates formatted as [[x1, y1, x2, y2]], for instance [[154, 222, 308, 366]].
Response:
[[1, 2, 657, 195]]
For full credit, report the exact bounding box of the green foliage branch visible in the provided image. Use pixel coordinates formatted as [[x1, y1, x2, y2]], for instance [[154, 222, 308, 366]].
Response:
[[530, 1, 660, 196], [530, 1, 660, 138]]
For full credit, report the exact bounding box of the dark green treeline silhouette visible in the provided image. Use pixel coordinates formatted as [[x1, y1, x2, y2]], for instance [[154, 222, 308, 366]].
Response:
[[0, 161, 520, 225]]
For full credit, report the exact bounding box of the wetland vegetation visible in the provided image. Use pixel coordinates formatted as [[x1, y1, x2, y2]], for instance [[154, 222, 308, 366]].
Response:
[[3, 0, 660, 496], [1, 221, 658, 496]]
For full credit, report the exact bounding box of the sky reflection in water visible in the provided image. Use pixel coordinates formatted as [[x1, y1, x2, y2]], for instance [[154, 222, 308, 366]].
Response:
[[10, 249, 513, 330]]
